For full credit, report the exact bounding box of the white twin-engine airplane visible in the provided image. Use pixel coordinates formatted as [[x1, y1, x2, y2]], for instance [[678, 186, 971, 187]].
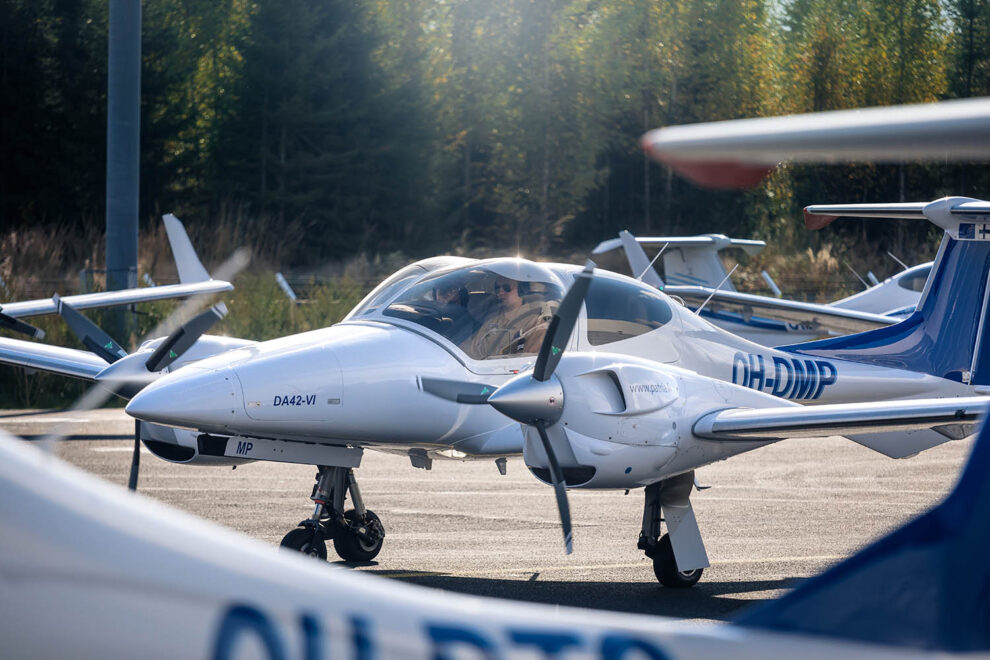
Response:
[[3, 199, 989, 586], [593, 231, 930, 346]]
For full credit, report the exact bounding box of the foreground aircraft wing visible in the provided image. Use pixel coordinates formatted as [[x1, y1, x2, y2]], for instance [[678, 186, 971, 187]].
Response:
[[664, 285, 898, 335], [0, 336, 109, 380], [694, 396, 988, 458], [3, 423, 989, 658], [641, 97, 990, 188]]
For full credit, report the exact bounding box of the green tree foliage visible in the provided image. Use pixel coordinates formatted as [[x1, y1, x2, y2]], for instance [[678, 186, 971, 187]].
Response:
[[1, 0, 988, 266]]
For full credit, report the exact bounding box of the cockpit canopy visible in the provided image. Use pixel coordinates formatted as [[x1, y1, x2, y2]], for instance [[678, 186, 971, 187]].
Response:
[[356, 257, 676, 361], [384, 261, 565, 360]]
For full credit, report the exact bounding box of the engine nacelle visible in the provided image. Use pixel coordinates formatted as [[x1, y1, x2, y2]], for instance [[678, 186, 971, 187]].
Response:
[[140, 422, 254, 467]]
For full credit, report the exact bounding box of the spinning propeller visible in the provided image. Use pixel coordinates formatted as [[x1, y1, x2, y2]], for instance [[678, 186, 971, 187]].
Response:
[[54, 295, 230, 490], [420, 262, 596, 554]]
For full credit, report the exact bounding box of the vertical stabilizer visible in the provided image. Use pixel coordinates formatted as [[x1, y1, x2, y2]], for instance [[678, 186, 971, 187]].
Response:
[[737, 414, 990, 652], [788, 198, 990, 385], [618, 230, 665, 288], [162, 214, 211, 283]]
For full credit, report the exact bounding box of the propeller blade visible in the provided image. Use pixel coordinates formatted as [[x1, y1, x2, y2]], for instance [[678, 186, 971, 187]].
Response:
[[535, 421, 573, 554], [419, 377, 498, 404], [128, 420, 141, 491], [54, 294, 128, 363], [145, 303, 227, 372], [532, 261, 595, 382], [0, 307, 45, 339]]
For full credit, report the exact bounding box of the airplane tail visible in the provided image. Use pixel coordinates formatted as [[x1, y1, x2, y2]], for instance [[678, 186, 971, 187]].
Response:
[[592, 232, 764, 291], [736, 409, 990, 652], [163, 214, 211, 283], [788, 197, 990, 387]]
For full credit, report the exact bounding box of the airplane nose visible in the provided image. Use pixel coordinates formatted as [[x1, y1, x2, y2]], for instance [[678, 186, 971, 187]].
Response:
[[125, 366, 240, 430]]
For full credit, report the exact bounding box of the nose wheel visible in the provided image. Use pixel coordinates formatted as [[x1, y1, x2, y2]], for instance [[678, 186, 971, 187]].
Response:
[[280, 527, 327, 560], [281, 465, 386, 563]]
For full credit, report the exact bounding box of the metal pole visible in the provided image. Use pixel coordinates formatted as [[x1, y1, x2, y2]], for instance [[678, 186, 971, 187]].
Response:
[[105, 0, 141, 342]]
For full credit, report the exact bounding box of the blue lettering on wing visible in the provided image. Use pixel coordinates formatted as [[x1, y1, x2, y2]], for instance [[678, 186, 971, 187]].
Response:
[[732, 352, 838, 400]]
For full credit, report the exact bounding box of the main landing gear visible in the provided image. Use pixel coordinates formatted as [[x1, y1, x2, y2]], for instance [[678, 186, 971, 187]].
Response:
[[280, 465, 385, 562], [637, 471, 708, 588]]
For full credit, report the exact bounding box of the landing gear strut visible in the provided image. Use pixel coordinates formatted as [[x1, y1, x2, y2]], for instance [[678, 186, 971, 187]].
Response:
[[280, 465, 385, 562], [638, 472, 708, 588]]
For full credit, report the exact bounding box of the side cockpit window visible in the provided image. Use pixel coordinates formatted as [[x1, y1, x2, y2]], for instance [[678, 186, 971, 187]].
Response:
[[585, 276, 672, 346], [383, 266, 563, 360]]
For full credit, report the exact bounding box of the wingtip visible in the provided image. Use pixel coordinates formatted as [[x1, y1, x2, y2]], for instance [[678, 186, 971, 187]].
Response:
[[803, 208, 839, 231]]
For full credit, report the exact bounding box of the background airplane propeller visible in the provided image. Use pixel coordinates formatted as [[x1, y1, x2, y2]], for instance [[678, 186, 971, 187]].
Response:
[[0, 306, 45, 339], [54, 294, 129, 363], [420, 261, 596, 554], [44, 252, 247, 490]]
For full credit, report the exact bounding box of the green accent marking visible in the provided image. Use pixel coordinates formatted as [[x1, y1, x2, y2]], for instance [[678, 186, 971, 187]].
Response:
[[480, 387, 491, 395], [551, 346, 561, 356], [104, 341, 114, 350], [169, 349, 178, 358]]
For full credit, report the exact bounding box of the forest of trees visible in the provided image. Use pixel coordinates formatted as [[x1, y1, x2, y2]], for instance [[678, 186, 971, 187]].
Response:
[[3, 0, 990, 266]]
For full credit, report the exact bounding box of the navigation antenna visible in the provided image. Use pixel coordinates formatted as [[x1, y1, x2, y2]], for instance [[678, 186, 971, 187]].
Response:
[[637, 242, 670, 282], [887, 251, 909, 271], [694, 264, 739, 315]]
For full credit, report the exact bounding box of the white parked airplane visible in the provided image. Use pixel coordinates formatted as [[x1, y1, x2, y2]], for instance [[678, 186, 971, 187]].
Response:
[[2, 199, 987, 585], [593, 231, 930, 345], [0, 213, 233, 342], [3, 412, 988, 657]]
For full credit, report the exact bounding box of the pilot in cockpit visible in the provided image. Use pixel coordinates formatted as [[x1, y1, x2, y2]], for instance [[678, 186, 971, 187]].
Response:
[[467, 277, 553, 359]]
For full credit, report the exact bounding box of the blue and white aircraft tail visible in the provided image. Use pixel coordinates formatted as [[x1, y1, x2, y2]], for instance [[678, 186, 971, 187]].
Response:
[[737, 401, 990, 653], [790, 197, 990, 389]]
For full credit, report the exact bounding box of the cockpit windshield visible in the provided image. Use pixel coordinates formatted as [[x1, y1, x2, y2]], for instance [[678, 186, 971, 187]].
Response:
[[383, 261, 564, 360]]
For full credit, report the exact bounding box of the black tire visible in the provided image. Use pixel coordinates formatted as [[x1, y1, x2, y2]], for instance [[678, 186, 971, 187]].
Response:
[[333, 509, 385, 562], [280, 527, 327, 560], [652, 534, 703, 588]]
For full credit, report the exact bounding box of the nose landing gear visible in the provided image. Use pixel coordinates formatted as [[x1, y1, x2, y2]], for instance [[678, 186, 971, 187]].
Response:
[[280, 465, 385, 562]]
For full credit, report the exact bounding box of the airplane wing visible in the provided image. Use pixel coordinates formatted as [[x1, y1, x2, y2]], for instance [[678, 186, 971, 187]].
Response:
[[0, 213, 231, 325], [0, 280, 233, 320], [694, 396, 988, 458], [641, 96, 990, 188], [663, 284, 898, 335], [0, 336, 109, 380]]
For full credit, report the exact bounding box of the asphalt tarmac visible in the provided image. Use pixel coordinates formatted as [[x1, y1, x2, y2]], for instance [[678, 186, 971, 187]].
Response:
[[1, 407, 972, 624]]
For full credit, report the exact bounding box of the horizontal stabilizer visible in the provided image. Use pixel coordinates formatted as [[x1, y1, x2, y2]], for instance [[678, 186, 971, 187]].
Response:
[[593, 233, 765, 257], [804, 197, 990, 236], [0, 336, 109, 380], [664, 285, 898, 335], [1, 280, 233, 319]]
